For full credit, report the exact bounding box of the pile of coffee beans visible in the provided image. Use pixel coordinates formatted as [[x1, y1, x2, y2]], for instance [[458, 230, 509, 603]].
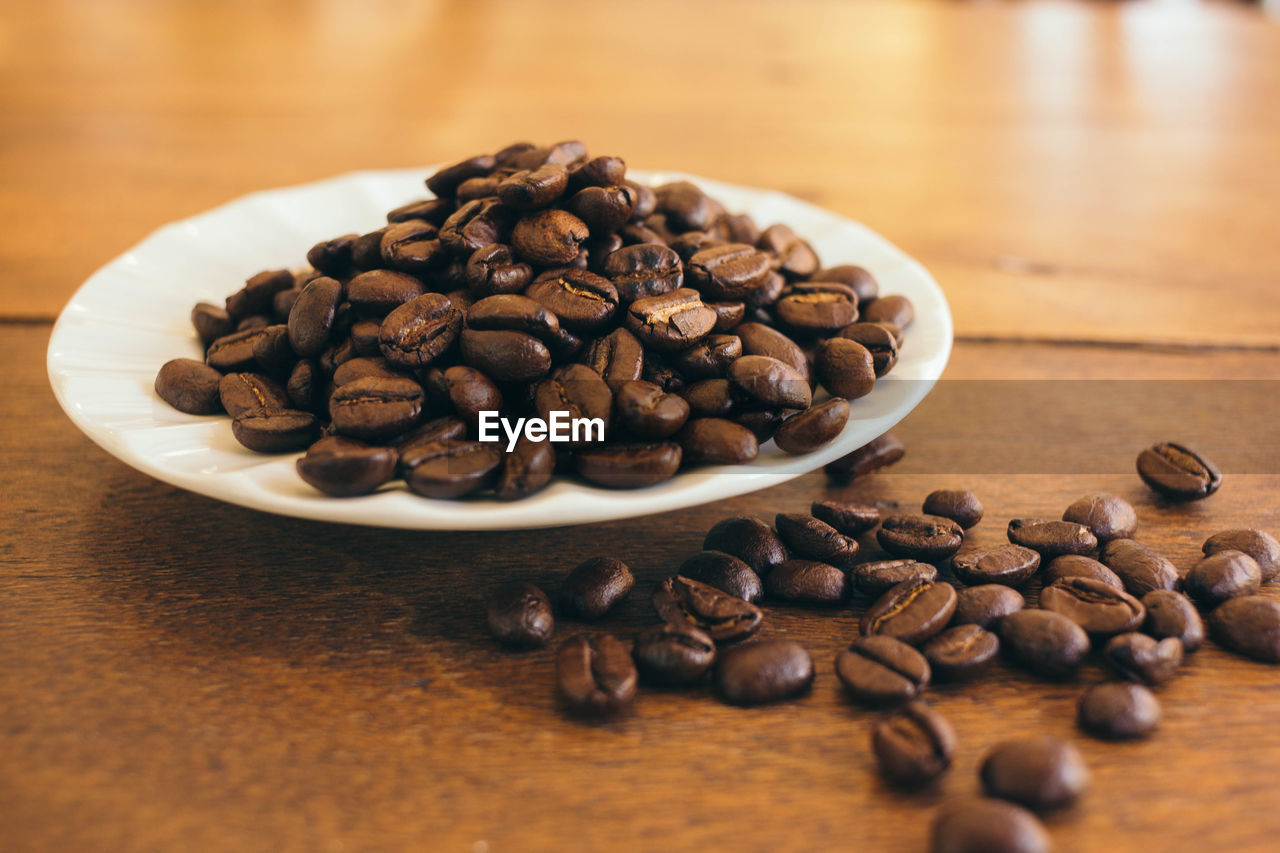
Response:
[[154, 140, 916, 500], [487, 438, 1280, 851]]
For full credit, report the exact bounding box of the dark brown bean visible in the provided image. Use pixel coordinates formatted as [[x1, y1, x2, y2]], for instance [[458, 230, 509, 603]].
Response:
[[532, 364, 612, 441], [817, 265, 880, 304], [872, 701, 955, 786], [824, 432, 906, 482], [1136, 441, 1222, 501], [378, 293, 462, 368], [191, 302, 233, 345], [329, 376, 424, 441], [811, 500, 881, 537], [835, 322, 898, 377], [1099, 538, 1179, 597], [486, 582, 554, 647], [614, 380, 690, 439], [1203, 528, 1280, 582], [230, 409, 319, 453], [492, 437, 556, 501], [776, 282, 859, 334], [1062, 493, 1137, 543], [851, 560, 938, 597], [923, 624, 1000, 681], [1041, 555, 1124, 590], [765, 559, 850, 605], [225, 269, 293, 321], [677, 418, 759, 466], [922, 490, 985, 530], [1078, 682, 1161, 740], [835, 636, 931, 705], [1006, 518, 1097, 559], [674, 334, 741, 380], [218, 372, 289, 419], [1208, 595, 1280, 662], [1184, 550, 1262, 607], [625, 288, 718, 352], [950, 545, 1041, 588], [496, 163, 569, 209], [555, 634, 637, 717], [687, 243, 774, 301], [631, 623, 716, 686], [714, 639, 814, 706], [930, 798, 1051, 853], [1141, 590, 1204, 652], [525, 268, 619, 334], [295, 442, 397, 498], [580, 327, 645, 392], [776, 513, 860, 564], [1040, 577, 1146, 637], [155, 358, 224, 415], [728, 355, 811, 410], [402, 439, 501, 499], [773, 398, 850, 454], [702, 517, 788, 576], [512, 209, 590, 266], [574, 442, 682, 489], [998, 610, 1090, 679], [426, 153, 496, 197], [878, 514, 965, 562], [951, 585, 1026, 629], [560, 557, 635, 620], [379, 219, 446, 273], [980, 736, 1089, 811], [1103, 632, 1183, 685], [862, 294, 914, 329], [465, 243, 534, 296], [735, 322, 810, 382], [652, 576, 763, 643], [861, 578, 958, 646], [679, 551, 763, 604]]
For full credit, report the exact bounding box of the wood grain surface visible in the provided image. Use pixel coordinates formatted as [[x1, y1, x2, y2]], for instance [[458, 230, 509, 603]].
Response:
[[3, 1, 1280, 851]]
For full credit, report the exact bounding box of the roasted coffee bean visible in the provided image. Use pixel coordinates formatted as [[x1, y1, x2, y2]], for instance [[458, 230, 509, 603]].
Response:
[[766, 559, 850, 605], [560, 557, 635, 620], [426, 153, 496, 197], [526, 268, 618, 334], [702, 516, 788, 575], [492, 437, 555, 500], [329, 376, 424, 441], [735, 322, 810, 381], [567, 185, 637, 232], [455, 173, 504, 203], [862, 294, 914, 329], [289, 276, 345, 357], [305, 234, 356, 278], [999, 610, 1090, 678], [296, 442, 397, 497], [225, 269, 293, 321], [714, 639, 814, 706], [441, 365, 503, 429], [318, 337, 358, 377], [1099, 538, 1179, 597], [756, 224, 818, 279], [680, 379, 736, 419], [1203, 529, 1280, 582], [205, 326, 273, 373], [387, 197, 453, 226], [379, 219, 446, 273], [816, 264, 879, 303], [922, 490, 984, 530], [835, 322, 898, 377], [566, 155, 625, 192], [631, 623, 716, 686], [349, 320, 383, 356], [191, 302, 233, 345], [851, 560, 937, 597], [1040, 577, 1146, 637], [625, 288, 718, 352], [465, 243, 533, 295], [679, 551, 764, 604], [506, 140, 586, 171], [495, 163, 569, 209], [512, 209, 590, 266], [674, 334, 741, 380], [601, 240, 682, 303], [836, 636, 930, 705], [394, 415, 469, 453], [872, 701, 955, 786], [466, 293, 560, 340], [1142, 590, 1204, 652], [351, 226, 390, 270], [1041, 555, 1124, 589], [677, 417, 759, 465], [878, 514, 965, 562], [533, 363, 612, 438], [728, 355, 811, 410], [773, 398, 850, 454], [1136, 441, 1222, 500], [811, 500, 881, 536], [950, 545, 1040, 588], [980, 736, 1088, 812], [459, 328, 551, 382], [686, 243, 774, 300], [1209, 595, 1280, 662], [719, 212, 760, 245], [1185, 550, 1262, 607], [1078, 682, 1161, 740], [286, 359, 321, 412], [402, 439, 501, 498], [862, 578, 958, 646], [217, 372, 289, 419], [581, 327, 645, 391], [614, 380, 689, 439], [825, 432, 906, 482], [776, 282, 859, 334], [1006, 518, 1097, 559], [652, 576, 763, 643], [923, 625, 999, 681], [952, 585, 1026, 629], [653, 180, 718, 231], [1104, 632, 1183, 685], [331, 357, 402, 388], [1062, 493, 1137, 543], [775, 513, 859, 564], [378, 293, 462, 368], [230, 408, 319, 453], [235, 314, 272, 332], [733, 408, 788, 443], [707, 301, 746, 332], [622, 178, 655, 221], [346, 269, 427, 318], [930, 798, 1051, 853], [574, 442, 682, 489], [486, 582, 554, 647], [556, 634, 637, 716], [155, 358, 224, 415], [620, 222, 664, 246]]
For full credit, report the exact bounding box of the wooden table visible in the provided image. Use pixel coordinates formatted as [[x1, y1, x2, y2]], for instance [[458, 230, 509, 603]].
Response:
[[3, 2, 1279, 850]]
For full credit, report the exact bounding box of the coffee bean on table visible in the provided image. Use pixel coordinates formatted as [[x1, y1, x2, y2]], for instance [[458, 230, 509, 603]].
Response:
[[878, 514, 965, 561], [1103, 632, 1183, 685], [951, 585, 1025, 629], [1141, 590, 1204, 652], [703, 516, 788, 575], [851, 560, 937, 597], [714, 639, 814, 706], [402, 439, 502, 499], [922, 625, 999, 681], [922, 490, 985, 530], [728, 355, 812, 410], [1078, 682, 1161, 740], [1041, 555, 1124, 590], [766, 559, 850, 605], [1183, 550, 1262, 607], [652, 576, 763, 643], [861, 578, 958, 646], [835, 635, 931, 705], [230, 409, 319, 452], [492, 437, 556, 500], [556, 633, 638, 716], [1039, 577, 1146, 637], [486, 582, 555, 647], [1136, 441, 1222, 500], [980, 736, 1089, 811], [811, 500, 881, 536], [1099, 539, 1178, 597], [950, 544, 1040, 588], [998, 610, 1090, 678], [631, 623, 716, 686], [773, 398, 850, 455], [574, 442, 682, 489], [1203, 529, 1280, 582], [1208, 595, 1280, 662], [776, 513, 860, 564], [329, 376, 425, 441], [1062, 493, 1137, 543], [679, 551, 764, 603], [296, 442, 397, 497], [872, 701, 955, 786], [677, 418, 759, 466], [930, 798, 1051, 853], [1007, 518, 1097, 559], [379, 293, 462, 368], [155, 358, 224, 414], [560, 557, 635, 620]]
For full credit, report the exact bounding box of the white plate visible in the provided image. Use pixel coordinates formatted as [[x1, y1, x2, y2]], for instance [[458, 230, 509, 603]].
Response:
[[47, 168, 952, 530]]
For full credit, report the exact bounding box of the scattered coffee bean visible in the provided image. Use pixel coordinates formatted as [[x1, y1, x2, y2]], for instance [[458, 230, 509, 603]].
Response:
[[872, 701, 955, 786], [1062, 493, 1137, 543], [776, 513, 860, 564], [811, 500, 881, 536], [922, 489, 985, 530], [861, 578, 958, 646], [999, 610, 1090, 678], [950, 544, 1040, 588], [930, 798, 1051, 853], [486, 582, 555, 647], [851, 560, 938, 597], [1099, 539, 1178, 597], [703, 517, 789, 575], [1202, 529, 1280, 582], [878, 514, 965, 561], [1208, 595, 1280, 662], [679, 551, 764, 603], [922, 625, 1000, 681], [1141, 590, 1204, 652], [555, 633, 638, 716], [1103, 632, 1182, 685], [1041, 555, 1124, 590], [980, 736, 1089, 811], [715, 639, 814, 705], [1136, 441, 1222, 501], [1007, 518, 1097, 559], [1039, 577, 1146, 637], [1078, 682, 1161, 740], [1184, 550, 1262, 607], [835, 636, 931, 705], [766, 559, 850, 605], [560, 557, 635, 620], [631, 623, 716, 686], [652, 576, 763, 643], [951, 585, 1025, 629], [155, 358, 224, 415]]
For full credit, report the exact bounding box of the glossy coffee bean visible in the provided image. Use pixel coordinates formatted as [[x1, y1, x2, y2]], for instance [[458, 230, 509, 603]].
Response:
[[1006, 518, 1097, 559], [1209, 595, 1280, 662], [652, 576, 763, 643], [574, 442, 682, 489], [825, 432, 905, 482], [556, 634, 638, 717], [440, 199, 512, 254], [615, 380, 690, 439], [225, 268, 293, 321], [951, 584, 1025, 629], [728, 355, 812, 410], [757, 224, 818, 279], [922, 624, 999, 681], [878, 514, 965, 562], [651, 180, 718, 231], [735, 322, 810, 382], [331, 357, 402, 388], [295, 442, 397, 497], [285, 359, 321, 412], [1062, 493, 1137, 543], [378, 293, 462, 368], [426, 153, 496, 197], [1136, 441, 1222, 501], [560, 556, 635, 620], [567, 155, 626, 191], [872, 701, 955, 786], [1141, 590, 1204, 652], [773, 398, 850, 454], [513, 209, 590, 266], [680, 379, 736, 419], [625, 288, 718, 352], [835, 322, 898, 377], [981, 736, 1089, 812], [1041, 555, 1124, 590], [775, 513, 859, 564], [861, 578, 958, 646], [811, 500, 881, 536], [402, 439, 501, 499], [1078, 682, 1161, 740], [715, 639, 814, 706], [930, 798, 1050, 853], [1184, 550, 1262, 607], [631, 623, 716, 686], [775, 282, 859, 334], [486, 582, 554, 647], [380, 219, 446, 273], [674, 334, 741, 380], [998, 610, 1090, 678], [459, 328, 551, 382], [679, 551, 764, 604], [922, 490, 984, 530], [329, 376, 424, 441], [567, 185, 637, 232], [394, 415, 469, 454], [702, 516, 788, 575], [155, 358, 224, 414], [581, 327, 645, 392], [387, 197, 452, 225], [677, 418, 759, 466], [765, 559, 850, 605], [950, 545, 1040, 588], [465, 243, 533, 296], [1099, 539, 1178, 597], [836, 636, 930, 705], [533, 364, 612, 440], [492, 437, 555, 501], [1203, 528, 1280, 582], [191, 302, 233, 345], [525, 268, 618, 334], [851, 560, 937, 597], [861, 294, 914, 329], [1103, 632, 1183, 685], [1040, 577, 1145, 637], [205, 326, 274, 373], [687, 243, 773, 301], [286, 275, 343, 357], [496, 163, 569, 209], [707, 300, 746, 332]]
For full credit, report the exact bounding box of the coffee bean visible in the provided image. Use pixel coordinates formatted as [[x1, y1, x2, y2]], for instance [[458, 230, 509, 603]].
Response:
[[225, 269, 293, 321], [862, 294, 914, 329], [426, 153, 496, 197], [766, 559, 850, 605], [1208, 595, 1280, 662], [980, 736, 1088, 811], [674, 334, 741, 380], [950, 545, 1040, 588], [773, 398, 850, 454], [728, 355, 812, 409], [574, 442, 682, 489], [191, 302, 233, 345], [402, 439, 501, 498], [1006, 518, 1097, 559], [825, 432, 906, 482], [1104, 632, 1183, 685], [492, 437, 555, 501], [952, 585, 1025, 630], [218, 372, 289, 419], [862, 578, 958, 646], [707, 300, 746, 332], [679, 551, 764, 603], [652, 576, 763, 643], [775, 513, 860, 564], [702, 516, 788, 575], [1203, 529, 1280, 582], [378, 293, 462, 368], [286, 359, 321, 412], [1141, 590, 1204, 652], [735, 322, 810, 382], [835, 322, 898, 377], [560, 556, 635, 620], [329, 376, 424, 441], [285, 275, 344, 357], [556, 634, 637, 716], [581, 328, 645, 392], [922, 624, 999, 681], [625, 288, 718, 352], [459, 328, 551, 382], [851, 560, 938, 597], [331, 357, 403, 388], [486, 582, 554, 647], [677, 417, 759, 466], [1062, 493, 1137, 543], [566, 155, 625, 192], [715, 639, 814, 705], [733, 408, 788, 443], [835, 636, 931, 705], [155, 358, 224, 415], [756, 223, 818, 279], [379, 219, 446, 273], [776, 282, 859, 334], [533, 364, 612, 440], [872, 701, 955, 786], [296, 441, 397, 497], [205, 326, 274, 373], [687, 243, 773, 301], [1040, 577, 1146, 637], [614, 380, 689, 439], [512, 209, 590, 266], [526, 268, 619, 334], [349, 320, 383, 357], [998, 610, 1090, 678], [394, 415, 469, 454], [811, 500, 881, 536], [1078, 682, 1161, 740], [496, 163, 569, 209], [1185, 550, 1263, 607], [567, 185, 637, 232], [878, 514, 965, 562], [680, 379, 737, 419], [505, 140, 586, 171], [930, 798, 1051, 853], [922, 490, 984, 530], [465, 243, 533, 296], [1099, 538, 1179, 597], [230, 409, 319, 453], [387, 198, 453, 225], [440, 199, 512, 254], [1137, 441, 1226, 502], [1041, 555, 1124, 590], [631, 623, 716, 686]]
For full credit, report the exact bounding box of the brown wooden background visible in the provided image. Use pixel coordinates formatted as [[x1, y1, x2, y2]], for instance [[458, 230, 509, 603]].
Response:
[[3, 1, 1280, 851]]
